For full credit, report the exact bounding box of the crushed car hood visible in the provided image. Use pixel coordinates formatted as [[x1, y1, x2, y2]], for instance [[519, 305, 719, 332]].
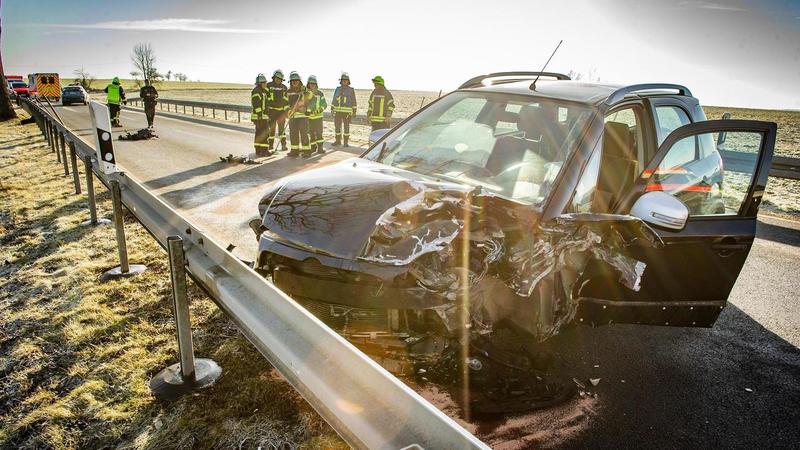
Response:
[[260, 158, 475, 259]]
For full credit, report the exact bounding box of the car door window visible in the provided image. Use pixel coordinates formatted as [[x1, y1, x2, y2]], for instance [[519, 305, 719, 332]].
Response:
[[655, 106, 691, 144], [646, 131, 765, 216], [604, 107, 645, 169]]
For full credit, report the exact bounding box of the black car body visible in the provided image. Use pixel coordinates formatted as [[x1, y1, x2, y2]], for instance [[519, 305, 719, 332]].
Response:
[[252, 72, 776, 371], [61, 85, 88, 105]]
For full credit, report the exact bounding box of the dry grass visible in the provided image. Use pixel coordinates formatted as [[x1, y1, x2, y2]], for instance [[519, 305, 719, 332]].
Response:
[[88, 79, 251, 92], [0, 113, 346, 449]]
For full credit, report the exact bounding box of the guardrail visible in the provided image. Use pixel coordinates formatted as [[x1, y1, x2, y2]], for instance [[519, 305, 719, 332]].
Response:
[[126, 97, 380, 126], [720, 150, 800, 181], [21, 98, 488, 450]]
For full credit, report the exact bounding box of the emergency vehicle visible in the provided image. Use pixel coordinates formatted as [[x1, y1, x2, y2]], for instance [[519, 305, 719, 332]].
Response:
[[28, 73, 61, 102]]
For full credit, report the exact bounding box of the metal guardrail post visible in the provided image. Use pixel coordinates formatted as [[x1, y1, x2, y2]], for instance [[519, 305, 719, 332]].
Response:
[[80, 156, 111, 226], [101, 179, 147, 280], [60, 132, 70, 176], [69, 141, 81, 194], [150, 235, 221, 400], [54, 125, 61, 163], [46, 120, 54, 152]]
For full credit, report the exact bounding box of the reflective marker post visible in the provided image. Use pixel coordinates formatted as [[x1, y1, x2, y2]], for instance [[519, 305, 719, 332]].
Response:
[[100, 179, 146, 280], [150, 235, 221, 400]]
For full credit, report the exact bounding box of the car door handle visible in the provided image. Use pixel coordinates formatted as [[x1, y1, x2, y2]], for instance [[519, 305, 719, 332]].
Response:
[[711, 238, 749, 257]]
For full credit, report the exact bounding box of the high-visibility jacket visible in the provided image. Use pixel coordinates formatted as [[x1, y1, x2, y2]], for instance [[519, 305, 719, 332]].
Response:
[[105, 83, 124, 105], [266, 81, 288, 112], [307, 89, 327, 120], [287, 86, 314, 119], [251, 85, 268, 121], [331, 85, 357, 114], [367, 87, 395, 123]]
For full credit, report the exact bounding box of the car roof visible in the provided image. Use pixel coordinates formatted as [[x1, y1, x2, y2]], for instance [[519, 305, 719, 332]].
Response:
[[463, 79, 694, 107]]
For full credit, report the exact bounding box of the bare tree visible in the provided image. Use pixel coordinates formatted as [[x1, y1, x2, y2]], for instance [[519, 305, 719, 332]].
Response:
[[0, 8, 17, 121], [166, 70, 172, 81], [131, 43, 159, 82], [73, 67, 95, 90]]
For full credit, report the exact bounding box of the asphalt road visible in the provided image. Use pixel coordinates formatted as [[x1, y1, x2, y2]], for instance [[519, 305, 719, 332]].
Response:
[[50, 103, 800, 449]]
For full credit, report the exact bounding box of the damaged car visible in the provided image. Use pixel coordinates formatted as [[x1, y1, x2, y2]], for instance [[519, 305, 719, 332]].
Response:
[[250, 72, 776, 403]]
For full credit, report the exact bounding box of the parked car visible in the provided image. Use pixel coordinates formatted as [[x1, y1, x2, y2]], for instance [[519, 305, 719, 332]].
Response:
[[9, 81, 30, 100], [61, 85, 88, 105], [250, 72, 776, 376]]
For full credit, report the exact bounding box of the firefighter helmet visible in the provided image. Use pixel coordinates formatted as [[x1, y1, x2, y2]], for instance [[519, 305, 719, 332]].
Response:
[[371, 75, 384, 85], [307, 75, 318, 85], [289, 71, 301, 82], [340, 72, 350, 82], [255, 73, 267, 84], [273, 69, 284, 80]]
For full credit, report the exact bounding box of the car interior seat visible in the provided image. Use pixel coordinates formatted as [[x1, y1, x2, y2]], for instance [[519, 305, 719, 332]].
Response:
[[591, 121, 639, 213]]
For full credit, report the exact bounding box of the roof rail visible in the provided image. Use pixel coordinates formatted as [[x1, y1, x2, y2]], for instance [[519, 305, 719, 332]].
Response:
[[605, 83, 692, 105], [459, 71, 570, 89]]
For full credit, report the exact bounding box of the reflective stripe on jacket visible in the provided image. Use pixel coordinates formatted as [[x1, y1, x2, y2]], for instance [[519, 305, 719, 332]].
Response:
[[307, 90, 327, 120], [331, 85, 356, 113], [266, 81, 289, 111], [251, 86, 268, 121], [367, 88, 395, 122], [106, 84, 121, 105], [287, 87, 313, 119]]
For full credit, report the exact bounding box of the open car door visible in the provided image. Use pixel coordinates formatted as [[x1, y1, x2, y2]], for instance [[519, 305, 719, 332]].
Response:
[[575, 119, 777, 327]]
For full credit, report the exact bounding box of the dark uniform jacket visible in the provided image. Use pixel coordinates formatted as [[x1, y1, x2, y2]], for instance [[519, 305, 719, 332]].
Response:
[[139, 85, 158, 105], [266, 81, 288, 112], [251, 85, 269, 121], [367, 86, 395, 123], [331, 85, 357, 114]]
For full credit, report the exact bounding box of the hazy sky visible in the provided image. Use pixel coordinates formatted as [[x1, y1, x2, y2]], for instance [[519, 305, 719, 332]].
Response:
[[4, 0, 799, 109]]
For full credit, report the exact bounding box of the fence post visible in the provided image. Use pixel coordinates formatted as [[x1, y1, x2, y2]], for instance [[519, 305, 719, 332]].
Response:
[[54, 125, 62, 163], [202, 107, 205, 117], [60, 132, 70, 176], [237, 111, 240, 123], [101, 179, 147, 280], [149, 235, 221, 400], [212, 108, 215, 119], [183, 105, 186, 114], [192, 106, 195, 115], [69, 141, 81, 194], [224, 109, 227, 121], [80, 157, 111, 226]]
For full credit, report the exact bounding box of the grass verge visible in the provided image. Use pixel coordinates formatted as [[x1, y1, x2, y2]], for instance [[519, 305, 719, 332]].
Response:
[[0, 112, 345, 449]]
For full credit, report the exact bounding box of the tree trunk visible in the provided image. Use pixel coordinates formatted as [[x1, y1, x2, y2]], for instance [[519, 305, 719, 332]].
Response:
[[0, 5, 18, 121]]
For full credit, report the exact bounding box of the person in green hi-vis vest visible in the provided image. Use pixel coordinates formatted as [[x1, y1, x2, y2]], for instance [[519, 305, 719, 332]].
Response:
[[104, 77, 126, 127]]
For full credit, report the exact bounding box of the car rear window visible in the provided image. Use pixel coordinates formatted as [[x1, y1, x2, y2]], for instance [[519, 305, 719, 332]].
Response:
[[63, 87, 81, 92]]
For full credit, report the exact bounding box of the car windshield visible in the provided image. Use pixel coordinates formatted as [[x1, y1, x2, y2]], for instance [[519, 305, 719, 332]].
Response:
[[363, 91, 593, 205], [11, 82, 27, 88]]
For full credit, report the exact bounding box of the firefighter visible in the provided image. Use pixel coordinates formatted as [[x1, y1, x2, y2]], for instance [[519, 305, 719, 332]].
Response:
[[306, 75, 327, 155], [331, 72, 356, 147], [367, 75, 394, 131], [286, 71, 313, 158], [139, 78, 158, 128], [266, 70, 289, 152], [104, 77, 125, 127], [251, 73, 272, 157]]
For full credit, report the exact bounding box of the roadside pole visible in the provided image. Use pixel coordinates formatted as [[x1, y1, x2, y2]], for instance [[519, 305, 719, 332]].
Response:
[[149, 235, 221, 400]]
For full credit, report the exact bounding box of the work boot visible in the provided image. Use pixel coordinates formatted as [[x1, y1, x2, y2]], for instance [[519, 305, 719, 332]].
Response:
[[315, 147, 325, 155], [333, 139, 341, 147], [287, 150, 299, 158], [343, 137, 349, 148], [280, 141, 288, 152]]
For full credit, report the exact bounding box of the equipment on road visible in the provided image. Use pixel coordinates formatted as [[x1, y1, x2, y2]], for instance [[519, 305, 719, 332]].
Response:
[[119, 128, 159, 141], [28, 73, 61, 101]]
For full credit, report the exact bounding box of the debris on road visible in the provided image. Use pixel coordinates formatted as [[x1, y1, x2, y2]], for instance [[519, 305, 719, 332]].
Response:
[[589, 378, 601, 387], [118, 127, 159, 141], [218, 153, 261, 165], [745, 387, 753, 393]]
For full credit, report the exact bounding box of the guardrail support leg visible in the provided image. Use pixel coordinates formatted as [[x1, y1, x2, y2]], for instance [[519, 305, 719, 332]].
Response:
[[69, 141, 81, 194], [80, 157, 111, 226], [54, 127, 62, 163], [101, 180, 147, 280], [60, 132, 69, 176], [46, 120, 54, 152], [150, 235, 221, 400]]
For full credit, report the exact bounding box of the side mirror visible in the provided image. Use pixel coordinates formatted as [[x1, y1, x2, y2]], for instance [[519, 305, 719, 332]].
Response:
[[630, 191, 689, 231], [368, 128, 390, 146]]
